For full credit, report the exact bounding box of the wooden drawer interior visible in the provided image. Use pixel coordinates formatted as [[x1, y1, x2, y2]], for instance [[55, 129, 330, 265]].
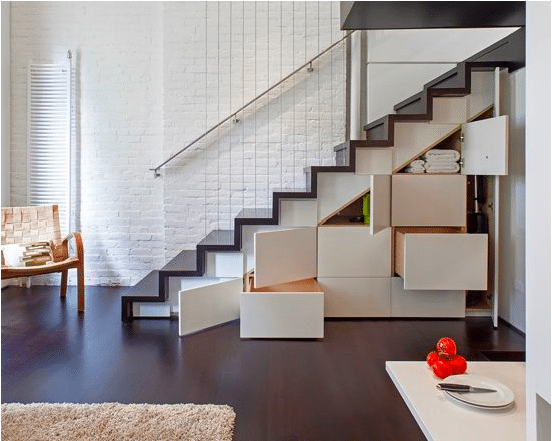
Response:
[[244, 271, 322, 293]]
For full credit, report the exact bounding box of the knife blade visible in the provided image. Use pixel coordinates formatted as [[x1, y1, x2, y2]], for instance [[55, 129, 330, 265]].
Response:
[[437, 383, 497, 393]]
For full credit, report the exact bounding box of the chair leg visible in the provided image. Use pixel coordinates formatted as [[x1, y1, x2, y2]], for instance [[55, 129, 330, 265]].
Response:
[[60, 270, 68, 298], [77, 263, 85, 312]]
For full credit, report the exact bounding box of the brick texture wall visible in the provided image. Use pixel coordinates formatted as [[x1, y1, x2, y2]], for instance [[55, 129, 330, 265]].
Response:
[[9, 1, 345, 285]]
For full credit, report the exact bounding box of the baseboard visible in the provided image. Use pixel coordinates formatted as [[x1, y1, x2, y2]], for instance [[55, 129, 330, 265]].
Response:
[[498, 316, 526, 337]]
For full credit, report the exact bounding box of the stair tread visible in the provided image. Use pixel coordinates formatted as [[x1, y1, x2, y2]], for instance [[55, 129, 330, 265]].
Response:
[[123, 270, 160, 298], [161, 249, 197, 272], [197, 229, 235, 247], [235, 208, 274, 220]]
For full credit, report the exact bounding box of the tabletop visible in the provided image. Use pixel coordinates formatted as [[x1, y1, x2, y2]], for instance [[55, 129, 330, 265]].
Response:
[[386, 361, 526, 441]]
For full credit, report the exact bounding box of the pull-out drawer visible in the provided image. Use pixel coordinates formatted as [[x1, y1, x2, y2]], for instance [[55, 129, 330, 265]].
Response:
[[395, 229, 488, 291], [240, 272, 324, 339]]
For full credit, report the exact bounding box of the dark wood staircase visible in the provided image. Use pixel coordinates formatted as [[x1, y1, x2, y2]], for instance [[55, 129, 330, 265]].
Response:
[[121, 28, 525, 322]]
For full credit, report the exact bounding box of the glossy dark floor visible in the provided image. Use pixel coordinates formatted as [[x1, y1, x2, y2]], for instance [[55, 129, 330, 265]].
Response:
[[2, 285, 525, 441]]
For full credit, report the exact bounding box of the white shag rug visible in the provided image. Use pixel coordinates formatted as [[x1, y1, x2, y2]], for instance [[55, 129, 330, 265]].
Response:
[[1, 402, 235, 441]]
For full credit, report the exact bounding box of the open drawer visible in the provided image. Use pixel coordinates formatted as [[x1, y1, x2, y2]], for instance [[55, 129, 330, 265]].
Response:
[[240, 272, 324, 339], [395, 228, 488, 291]]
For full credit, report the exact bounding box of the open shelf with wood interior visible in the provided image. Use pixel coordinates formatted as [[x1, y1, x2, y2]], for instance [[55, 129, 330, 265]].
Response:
[[318, 191, 369, 226]]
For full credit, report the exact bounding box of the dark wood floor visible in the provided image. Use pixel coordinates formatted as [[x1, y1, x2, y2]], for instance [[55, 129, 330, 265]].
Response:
[[2, 285, 525, 441]]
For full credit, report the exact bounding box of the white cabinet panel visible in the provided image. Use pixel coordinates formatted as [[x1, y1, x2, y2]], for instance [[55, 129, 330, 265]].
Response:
[[391, 175, 467, 227], [317, 173, 371, 223], [240, 292, 324, 339], [431, 97, 468, 123], [179, 278, 242, 336], [356, 148, 393, 175], [241, 276, 324, 339], [254, 227, 317, 288], [370, 175, 391, 234], [461, 115, 509, 176], [398, 233, 488, 290], [318, 277, 391, 317], [279, 200, 318, 227], [318, 227, 392, 278], [390, 277, 465, 318]]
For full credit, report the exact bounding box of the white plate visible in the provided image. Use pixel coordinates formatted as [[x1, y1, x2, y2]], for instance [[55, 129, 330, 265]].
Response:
[[443, 374, 515, 408]]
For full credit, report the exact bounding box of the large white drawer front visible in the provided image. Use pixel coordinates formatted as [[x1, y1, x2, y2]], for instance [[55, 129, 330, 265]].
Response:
[[317, 277, 391, 317], [318, 227, 392, 278], [397, 233, 488, 291], [390, 277, 465, 318], [240, 292, 324, 339], [391, 174, 467, 227]]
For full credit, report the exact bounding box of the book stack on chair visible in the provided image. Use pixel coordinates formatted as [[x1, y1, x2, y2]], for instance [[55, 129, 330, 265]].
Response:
[[21, 242, 53, 267]]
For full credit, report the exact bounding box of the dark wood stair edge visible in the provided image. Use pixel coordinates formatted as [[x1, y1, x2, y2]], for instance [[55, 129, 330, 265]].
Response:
[[364, 27, 525, 142], [122, 29, 526, 322]]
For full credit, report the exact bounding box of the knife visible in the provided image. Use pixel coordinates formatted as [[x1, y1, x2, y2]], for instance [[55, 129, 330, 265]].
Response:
[[437, 383, 497, 393]]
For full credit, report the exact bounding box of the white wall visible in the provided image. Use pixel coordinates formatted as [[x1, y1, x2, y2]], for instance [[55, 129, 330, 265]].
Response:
[[161, 2, 344, 258], [10, 2, 165, 285], [2, 2, 9, 207], [9, 2, 345, 285], [365, 28, 519, 122], [525, 2, 551, 440], [498, 68, 526, 332]]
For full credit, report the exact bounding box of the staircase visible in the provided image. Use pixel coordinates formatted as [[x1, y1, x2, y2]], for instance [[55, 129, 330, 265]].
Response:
[[121, 28, 525, 324]]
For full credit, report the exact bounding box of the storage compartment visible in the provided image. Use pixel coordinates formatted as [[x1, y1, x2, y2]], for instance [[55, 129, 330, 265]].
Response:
[[317, 277, 391, 317], [318, 226, 392, 278], [319, 191, 369, 226], [394, 228, 488, 290], [240, 272, 324, 339], [391, 174, 467, 227]]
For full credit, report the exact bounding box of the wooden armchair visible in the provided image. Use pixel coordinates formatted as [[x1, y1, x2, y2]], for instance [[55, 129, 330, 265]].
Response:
[[1, 205, 85, 312]]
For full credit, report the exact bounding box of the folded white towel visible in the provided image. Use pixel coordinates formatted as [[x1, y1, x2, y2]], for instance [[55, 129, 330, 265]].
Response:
[[423, 149, 460, 162], [410, 159, 425, 167], [424, 162, 460, 173], [404, 166, 425, 174], [424, 158, 459, 165]]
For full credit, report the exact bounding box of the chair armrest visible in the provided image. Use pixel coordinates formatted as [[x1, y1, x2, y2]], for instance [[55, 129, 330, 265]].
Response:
[[62, 232, 84, 261]]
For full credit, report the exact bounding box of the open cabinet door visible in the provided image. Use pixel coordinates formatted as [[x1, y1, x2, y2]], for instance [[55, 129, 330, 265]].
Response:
[[254, 227, 317, 288], [461, 115, 509, 175], [370, 175, 391, 235]]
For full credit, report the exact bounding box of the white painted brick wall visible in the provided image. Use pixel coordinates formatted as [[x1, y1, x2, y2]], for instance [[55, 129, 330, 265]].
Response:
[[9, 1, 345, 285]]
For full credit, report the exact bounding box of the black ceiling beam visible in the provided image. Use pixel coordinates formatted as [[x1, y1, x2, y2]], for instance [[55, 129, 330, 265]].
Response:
[[341, 2, 525, 30]]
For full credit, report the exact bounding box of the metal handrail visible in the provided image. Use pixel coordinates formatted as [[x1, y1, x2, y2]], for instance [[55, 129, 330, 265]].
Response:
[[151, 31, 354, 177]]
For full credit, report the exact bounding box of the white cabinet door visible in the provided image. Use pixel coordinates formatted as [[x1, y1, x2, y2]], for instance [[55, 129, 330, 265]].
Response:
[[179, 278, 242, 336], [318, 227, 392, 278], [399, 233, 488, 291], [370, 175, 391, 234], [391, 175, 467, 227], [318, 277, 391, 317], [254, 227, 317, 288], [461, 115, 509, 175]]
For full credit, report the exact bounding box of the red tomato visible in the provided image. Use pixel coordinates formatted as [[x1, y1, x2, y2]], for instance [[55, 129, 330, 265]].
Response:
[[450, 355, 467, 375], [426, 351, 440, 368], [432, 359, 454, 379], [436, 337, 457, 356]]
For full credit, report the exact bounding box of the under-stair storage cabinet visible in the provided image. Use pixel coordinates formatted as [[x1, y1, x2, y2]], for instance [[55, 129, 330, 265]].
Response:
[[392, 175, 467, 227], [394, 229, 488, 291], [240, 227, 324, 339], [317, 226, 392, 317]]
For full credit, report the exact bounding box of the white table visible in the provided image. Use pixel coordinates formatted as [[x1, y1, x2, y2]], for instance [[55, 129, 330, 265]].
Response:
[[386, 361, 526, 441]]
